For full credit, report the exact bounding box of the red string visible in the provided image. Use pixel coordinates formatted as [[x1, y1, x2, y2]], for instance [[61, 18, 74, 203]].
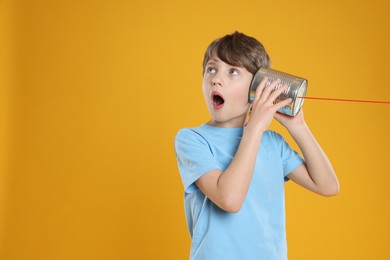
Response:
[[298, 96, 390, 105]]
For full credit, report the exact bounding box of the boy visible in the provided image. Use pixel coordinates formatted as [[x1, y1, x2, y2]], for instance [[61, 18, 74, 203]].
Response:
[[174, 31, 339, 260]]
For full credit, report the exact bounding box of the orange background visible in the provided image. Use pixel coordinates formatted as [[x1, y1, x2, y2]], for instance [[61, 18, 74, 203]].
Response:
[[1, 0, 389, 259]]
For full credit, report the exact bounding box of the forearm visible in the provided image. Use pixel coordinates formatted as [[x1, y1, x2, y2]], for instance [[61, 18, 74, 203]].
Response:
[[215, 127, 263, 211], [196, 80, 293, 212], [288, 123, 339, 195]]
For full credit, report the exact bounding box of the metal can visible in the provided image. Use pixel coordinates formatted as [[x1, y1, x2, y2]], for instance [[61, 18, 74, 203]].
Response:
[[248, 67, 308, 116]]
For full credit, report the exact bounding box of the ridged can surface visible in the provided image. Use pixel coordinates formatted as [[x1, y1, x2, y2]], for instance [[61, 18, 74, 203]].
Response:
[[249, 68, 308, 116]]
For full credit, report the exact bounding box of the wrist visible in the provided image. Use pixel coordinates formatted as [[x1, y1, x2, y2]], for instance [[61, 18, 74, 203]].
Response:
[[243, 123, 264, 144], [288, 122, 310, 139], [245, 116, 268, 135]]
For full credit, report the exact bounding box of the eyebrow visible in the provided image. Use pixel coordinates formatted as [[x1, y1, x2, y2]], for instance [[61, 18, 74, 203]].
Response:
[[206, 59, 219, 66]]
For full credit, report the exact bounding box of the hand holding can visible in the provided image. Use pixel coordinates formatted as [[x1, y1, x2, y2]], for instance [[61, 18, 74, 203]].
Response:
[[249, 68, 308, 116]]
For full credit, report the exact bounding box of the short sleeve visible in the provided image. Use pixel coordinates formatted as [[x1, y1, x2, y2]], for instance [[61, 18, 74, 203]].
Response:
[[270, 131, 304, 179], [174, 129, 221, 193]]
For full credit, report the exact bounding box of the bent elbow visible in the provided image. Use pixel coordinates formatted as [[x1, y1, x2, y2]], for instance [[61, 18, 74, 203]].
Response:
[[224, 204, 242, 213], [315, 176, 340, 197], [222, 205, 242, 213], [319, 184, 340, 197], [321, 190, 339, 197], [219, 198, 244, 213]]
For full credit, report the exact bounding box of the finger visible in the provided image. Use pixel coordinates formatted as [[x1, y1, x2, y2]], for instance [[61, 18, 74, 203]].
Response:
[[274, 97, 292, 111], [254, 76, 268, 102], [267, 83, 288, 103], [259, 78, 281, 103]]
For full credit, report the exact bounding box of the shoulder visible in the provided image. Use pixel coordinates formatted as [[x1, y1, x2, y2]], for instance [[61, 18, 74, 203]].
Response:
[[260, 130, 289, 155], [175, 124, 217, 141], [176, 127, 199, 138], [262, 130, 285, 143], [174, 125, 212, 150], [176, 125, 207, 141]]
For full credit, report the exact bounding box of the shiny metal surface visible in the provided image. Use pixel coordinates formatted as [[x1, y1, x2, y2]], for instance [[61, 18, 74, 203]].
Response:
[[249, 68, 308, 116]]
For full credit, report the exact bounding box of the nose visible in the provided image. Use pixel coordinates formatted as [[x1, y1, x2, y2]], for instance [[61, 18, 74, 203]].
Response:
[[211, 75, 222, 87]]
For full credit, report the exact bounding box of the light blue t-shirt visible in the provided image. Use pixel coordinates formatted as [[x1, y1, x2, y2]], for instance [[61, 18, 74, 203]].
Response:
[[174, 124, 304, 260]]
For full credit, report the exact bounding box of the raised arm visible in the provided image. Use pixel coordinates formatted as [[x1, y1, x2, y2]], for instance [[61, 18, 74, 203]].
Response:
[[275, 110, 339, 196], [195, 78, 292, 213]]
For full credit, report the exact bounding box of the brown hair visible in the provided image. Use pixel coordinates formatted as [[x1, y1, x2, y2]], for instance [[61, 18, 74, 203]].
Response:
[[202, 31, 271, 75]]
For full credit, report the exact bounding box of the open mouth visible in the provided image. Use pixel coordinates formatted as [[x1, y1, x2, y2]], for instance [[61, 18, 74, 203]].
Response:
[[212, 91, 225, 109]]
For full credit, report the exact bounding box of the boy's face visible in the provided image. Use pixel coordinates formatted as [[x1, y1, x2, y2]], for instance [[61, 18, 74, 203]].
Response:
[[202, 56, 253, 128]]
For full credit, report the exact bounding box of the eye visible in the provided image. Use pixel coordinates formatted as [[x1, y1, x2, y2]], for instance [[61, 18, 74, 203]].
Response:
[[206, 67, 216, 74], [229, 68, 239, 75]]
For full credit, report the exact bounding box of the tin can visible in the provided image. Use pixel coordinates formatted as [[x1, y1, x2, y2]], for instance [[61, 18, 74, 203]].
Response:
[[248, 68, 308, 116]]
